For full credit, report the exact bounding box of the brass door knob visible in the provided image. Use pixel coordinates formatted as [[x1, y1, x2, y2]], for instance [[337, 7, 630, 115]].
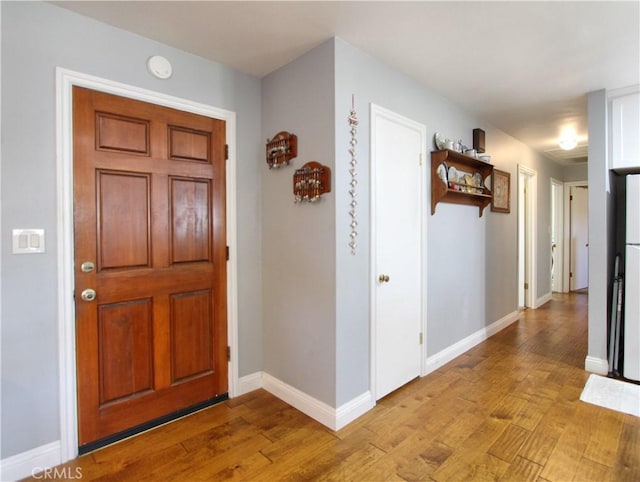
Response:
[[81, 261, 95, 273], [378, 274, 390, 283], [81, 288, 97, 302]]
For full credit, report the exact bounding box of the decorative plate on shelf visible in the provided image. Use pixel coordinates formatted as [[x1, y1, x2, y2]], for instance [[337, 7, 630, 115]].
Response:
[[434, 132, 447, 150], [436, 163, 448, 185], [473, 172, 482, 193], [447, 166, 458, 188]]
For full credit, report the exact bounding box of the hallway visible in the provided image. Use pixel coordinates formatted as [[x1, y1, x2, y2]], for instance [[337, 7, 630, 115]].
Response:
[[30, 293, 639, 481]]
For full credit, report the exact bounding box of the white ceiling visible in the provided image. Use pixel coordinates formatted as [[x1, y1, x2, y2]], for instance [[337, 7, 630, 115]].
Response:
[[53, 1, 640, 164]]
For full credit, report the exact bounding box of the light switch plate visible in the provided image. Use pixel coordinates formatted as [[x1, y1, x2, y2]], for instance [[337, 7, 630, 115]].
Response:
[[12, 229, 45, 254]]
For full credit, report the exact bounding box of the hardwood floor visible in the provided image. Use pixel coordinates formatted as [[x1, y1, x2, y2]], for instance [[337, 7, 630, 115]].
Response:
[[29, 293, 639, 481]]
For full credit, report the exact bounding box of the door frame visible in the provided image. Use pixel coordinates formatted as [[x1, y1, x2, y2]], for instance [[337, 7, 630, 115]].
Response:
[[518, 165, 537, 308], [563, 180, 588, 292], [56, 68, 238, 462], [550, 178, 564, 293], [369, 104, 427, 401]]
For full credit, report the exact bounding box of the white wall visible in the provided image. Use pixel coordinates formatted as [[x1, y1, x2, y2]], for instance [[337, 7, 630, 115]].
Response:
[[1, 1, 262, 460]]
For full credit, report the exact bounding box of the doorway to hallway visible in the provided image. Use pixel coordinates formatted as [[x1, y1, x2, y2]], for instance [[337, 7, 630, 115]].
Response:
[[518, 166, 537, 308], [551, 178, 564, 293], [569, 184, 589, 292]]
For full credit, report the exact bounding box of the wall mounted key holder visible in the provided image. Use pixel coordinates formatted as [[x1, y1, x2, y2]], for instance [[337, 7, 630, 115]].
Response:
[[293, 161, 331, 203], [266, 131, 297, 169]]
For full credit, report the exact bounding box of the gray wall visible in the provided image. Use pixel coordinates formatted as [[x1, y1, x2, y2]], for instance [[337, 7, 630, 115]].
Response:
[[1, 1, 262, 459], [260, 36, 564, 409], [333, 39, 560, 380], [484, 128, 562, 313], [562, 163, 588, 182], [261, 41, 337, 406], [2, 1, 574, 462], [587, 89, 610, 364]]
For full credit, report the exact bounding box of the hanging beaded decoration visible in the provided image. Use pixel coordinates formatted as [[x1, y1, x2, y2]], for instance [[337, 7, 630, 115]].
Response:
[[348, 95, 359, 255]]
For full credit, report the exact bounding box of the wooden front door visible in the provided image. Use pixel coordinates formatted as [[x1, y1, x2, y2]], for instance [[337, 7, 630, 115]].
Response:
[[73, 86, 228, 448]]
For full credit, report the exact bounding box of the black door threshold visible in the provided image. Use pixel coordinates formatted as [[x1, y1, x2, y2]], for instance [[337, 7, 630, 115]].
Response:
[[78, 393, 228, 455]]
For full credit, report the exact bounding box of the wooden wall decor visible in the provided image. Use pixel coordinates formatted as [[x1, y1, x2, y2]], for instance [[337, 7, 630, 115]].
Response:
[[266, 131, 297, 169], [293, 161, 331, 203], [431, 149, 493, 217]]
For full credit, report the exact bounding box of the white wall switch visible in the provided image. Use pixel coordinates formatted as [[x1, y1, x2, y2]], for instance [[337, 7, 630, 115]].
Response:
[[12, 229, 45, 254]]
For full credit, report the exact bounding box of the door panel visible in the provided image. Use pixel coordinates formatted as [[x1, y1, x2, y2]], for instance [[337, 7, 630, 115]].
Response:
[[73, 86, 227, 447], [98, 299, 154, 405], [96, 112, 150, 155], [168, 126, 211, 162], [170, 178, 211, 263], [170, 290, 213, 383], [97, 171, 151, 269], [373, 108, 424, 400]]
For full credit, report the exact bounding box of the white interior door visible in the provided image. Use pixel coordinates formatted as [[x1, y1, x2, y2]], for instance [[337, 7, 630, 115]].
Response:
[[570, 185, 589, 291], [518, 166, 537, 308], [551, 179, 564, 292], [371, 105, 425, 400], [518, 173, 527, 308]]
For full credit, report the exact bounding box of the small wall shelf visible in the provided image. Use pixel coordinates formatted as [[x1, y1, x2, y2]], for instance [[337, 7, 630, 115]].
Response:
[[266, 131, 297, 169], [431, 149, 494, 217], [293, 161, 331, 203]]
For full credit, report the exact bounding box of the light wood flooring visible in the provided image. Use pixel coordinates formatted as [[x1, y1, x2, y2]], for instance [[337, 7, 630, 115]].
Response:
[[29, 293, 639, 481]]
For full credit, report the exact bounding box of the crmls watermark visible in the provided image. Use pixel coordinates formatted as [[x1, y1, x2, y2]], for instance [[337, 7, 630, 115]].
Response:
[[32, 467, 83, 479]]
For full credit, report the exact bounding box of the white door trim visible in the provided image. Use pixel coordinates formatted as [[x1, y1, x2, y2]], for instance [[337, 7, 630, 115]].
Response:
[[518, 165, 538, 308], [55, 68, 239, 463], [563, 180, 588, 293], [369, 104, 427, 401]]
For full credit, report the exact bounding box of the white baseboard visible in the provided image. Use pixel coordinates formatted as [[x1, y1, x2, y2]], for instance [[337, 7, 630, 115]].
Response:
[[585, 356, 609, 375], [262, 373, 373, 431], [262, 373, 336, 429], [535, 292, 552, 308], [335, 391, 375, 430], [425, 310, 521, 375], [236, 372, 263, 396], [0, 441, 61, 482]]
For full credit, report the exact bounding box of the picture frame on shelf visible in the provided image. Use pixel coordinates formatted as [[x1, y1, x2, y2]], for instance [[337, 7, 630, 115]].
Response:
[[491, 169, 510, 213]]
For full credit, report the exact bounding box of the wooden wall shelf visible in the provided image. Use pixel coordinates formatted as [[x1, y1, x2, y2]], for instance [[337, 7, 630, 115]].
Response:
[[293, 161, 331, 203], [431, 149, 494, 217], [266, 131, 297, 169]]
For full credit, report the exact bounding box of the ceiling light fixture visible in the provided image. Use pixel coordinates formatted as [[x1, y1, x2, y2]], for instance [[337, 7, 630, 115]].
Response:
[[559, 133, 578, 151]]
